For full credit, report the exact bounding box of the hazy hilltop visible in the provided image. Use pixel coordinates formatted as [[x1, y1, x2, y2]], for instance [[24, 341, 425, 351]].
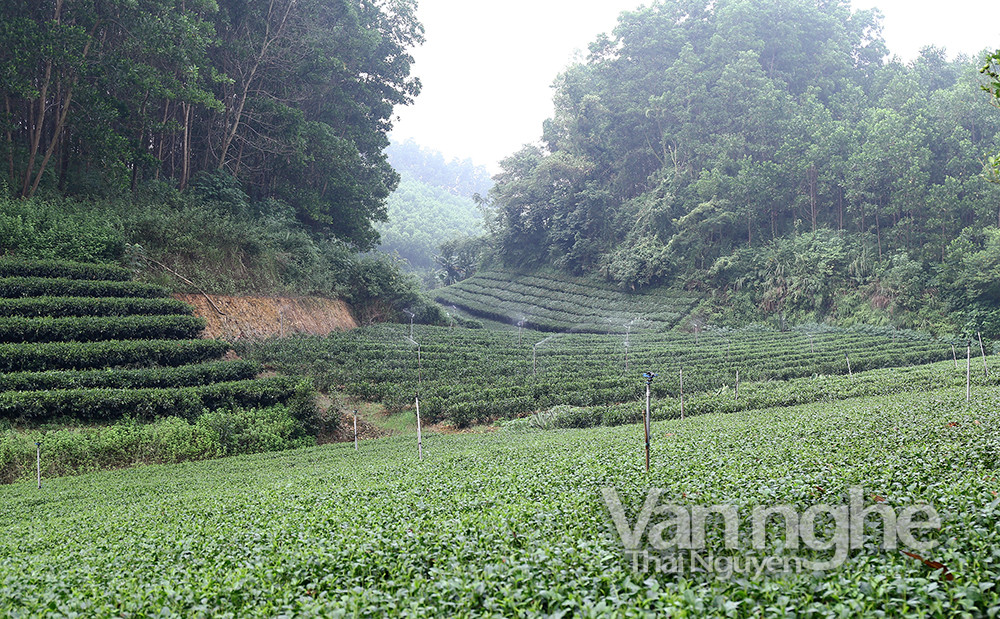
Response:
[[475, 0, 1000, 335], [377, 141, 492, 278]]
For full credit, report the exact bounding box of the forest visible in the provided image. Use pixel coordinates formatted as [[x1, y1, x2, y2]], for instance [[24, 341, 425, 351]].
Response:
[[0, 0, 421, 251], [483, 0, 1000, 334]]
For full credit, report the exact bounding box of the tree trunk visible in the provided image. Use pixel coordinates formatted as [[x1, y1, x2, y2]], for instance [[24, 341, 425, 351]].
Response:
[[4, 94, 13, 185], [180, 102, 191, 190], [27, 82, 76, 197]]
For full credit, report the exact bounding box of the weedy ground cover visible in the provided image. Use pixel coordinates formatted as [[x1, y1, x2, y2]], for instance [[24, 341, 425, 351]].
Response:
[[0, 386, 997, 617]]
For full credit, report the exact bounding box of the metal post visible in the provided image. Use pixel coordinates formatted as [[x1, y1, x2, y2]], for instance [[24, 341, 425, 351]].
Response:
[[416, 396, 423, 461], [36, 442, 41, 489]]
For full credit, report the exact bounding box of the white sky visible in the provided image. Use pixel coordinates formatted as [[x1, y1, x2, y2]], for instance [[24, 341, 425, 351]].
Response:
[[389, 0, 999, 172]]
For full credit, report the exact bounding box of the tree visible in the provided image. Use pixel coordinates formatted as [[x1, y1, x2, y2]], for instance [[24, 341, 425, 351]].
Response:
[[982, 49, 1000, 183]]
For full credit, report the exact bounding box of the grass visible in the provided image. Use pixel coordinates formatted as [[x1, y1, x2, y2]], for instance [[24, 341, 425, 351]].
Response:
[[1, 383, 998, 616]]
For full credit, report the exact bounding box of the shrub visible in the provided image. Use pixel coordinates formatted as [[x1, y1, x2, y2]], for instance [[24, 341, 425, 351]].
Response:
[[0, 257, 131, 281], [0, 296, 194, 318], [0, 315, 206, 344], [0, 277, 168, 299], [0, 377, 302, 423], [0, 339, 230, 372], [0, 360, 260, 391]]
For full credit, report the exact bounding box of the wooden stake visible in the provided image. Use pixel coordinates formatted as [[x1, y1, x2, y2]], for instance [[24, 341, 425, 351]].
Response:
[[967, 344, 971, 402], [353, 410, 358, 451], [978, 331, 989, 378], [679, 367, 684, 420], [845, 352, 852, 377]]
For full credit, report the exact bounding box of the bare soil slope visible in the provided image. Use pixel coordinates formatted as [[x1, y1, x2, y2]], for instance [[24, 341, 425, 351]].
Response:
[[176, 294, 357, 340]]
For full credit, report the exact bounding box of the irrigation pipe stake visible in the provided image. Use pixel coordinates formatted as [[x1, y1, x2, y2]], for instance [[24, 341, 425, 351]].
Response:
[[978, 331, 989, 378], [952, 344, 958, 369], [35, 442, 41, 489], [735, 369, 739, 403], [844, 352, 852, 378], [642, 372, 656, 473], [416, 343, 423, 461]]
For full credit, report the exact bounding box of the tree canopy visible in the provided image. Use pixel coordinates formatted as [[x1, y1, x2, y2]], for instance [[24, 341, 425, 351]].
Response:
[[0, 0, 423, 250], [486, 0, 1000, 294]]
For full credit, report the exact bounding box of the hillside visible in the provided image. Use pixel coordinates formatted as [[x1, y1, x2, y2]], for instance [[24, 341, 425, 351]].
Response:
[[377, 172, 483, 270], [434, 270, 702, 332], [2, 380, 997, 615], [480, 0, 1000, 336], [0, 258, 319, 482]]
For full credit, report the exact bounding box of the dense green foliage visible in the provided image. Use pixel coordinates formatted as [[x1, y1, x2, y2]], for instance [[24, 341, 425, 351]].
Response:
[[0, 376, 307, 424], [435, 270, 702, 332], [0, 259, 314, 449], [484, 0, 1000, 333], [507, 356, 999, 429], [0, 0, 423, 250], [0, 276, 168, 299], [0, 337, 230, 373], [0, 257, 131, 281], [377, 171, 483, 270], [0, 360, 259, 392], [0, 314, 206, 344], [241, 323, 954, 427], [0, 193, 446, 324], [1, 386, 998, 615], [386, 139, 493, 199], [0, 405, 316, 483], [0, 296, 195, 318]]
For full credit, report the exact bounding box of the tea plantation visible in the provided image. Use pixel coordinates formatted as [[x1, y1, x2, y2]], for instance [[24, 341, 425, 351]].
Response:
[[434, 270, 702, 332], [0, 258, 316, 482], [0, 382, 997, 617], [241, 323, 957, 427]]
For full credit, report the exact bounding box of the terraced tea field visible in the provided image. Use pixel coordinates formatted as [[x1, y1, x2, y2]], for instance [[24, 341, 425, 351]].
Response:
[[1, 383, 997, 617], [434, 271, 702, 332], [243, 323, 957, 427]]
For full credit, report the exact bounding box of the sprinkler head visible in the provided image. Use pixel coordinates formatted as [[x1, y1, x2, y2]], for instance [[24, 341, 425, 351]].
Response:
[[643, 371, 657, 382]]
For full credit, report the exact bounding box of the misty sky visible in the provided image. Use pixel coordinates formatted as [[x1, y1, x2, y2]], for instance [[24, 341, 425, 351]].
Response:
[[389, 0, 999, 172]]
